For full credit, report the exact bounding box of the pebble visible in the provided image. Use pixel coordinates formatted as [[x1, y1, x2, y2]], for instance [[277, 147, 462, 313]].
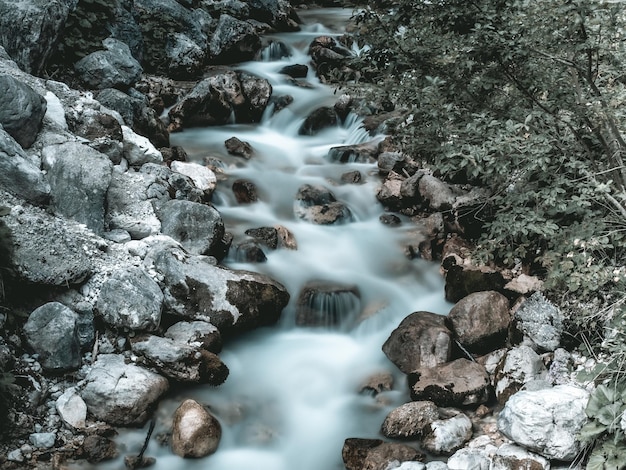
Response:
[[8, 449, 24, 462], [30, 432, 56, 449]]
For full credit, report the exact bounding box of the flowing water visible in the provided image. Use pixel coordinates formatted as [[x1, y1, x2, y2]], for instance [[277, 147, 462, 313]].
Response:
[[91, 8, 451, 470]]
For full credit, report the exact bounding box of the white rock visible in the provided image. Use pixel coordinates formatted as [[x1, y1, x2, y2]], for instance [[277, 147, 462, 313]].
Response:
[[388, 461, 427, 470], [44, 91, 68, 130], [491, 443, 549, 470], [170, 161, 217, 193], [122, 125, 162, 166], [29, 432, 56, 449], [497, 384, 589, 461], [495, 345, 547, 400], [423, 413, 473, 455], [426, 462, 449, 470], [447, 448, 491, 470], [56, 387, 87, 429], [7, 449, 24, 462]]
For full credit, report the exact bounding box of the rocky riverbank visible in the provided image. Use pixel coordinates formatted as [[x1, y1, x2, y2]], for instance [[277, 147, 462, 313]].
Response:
[[0, 1, 596, 469]]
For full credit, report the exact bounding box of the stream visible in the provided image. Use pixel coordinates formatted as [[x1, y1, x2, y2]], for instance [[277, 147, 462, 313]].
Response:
[[93, 8, 450, 470]]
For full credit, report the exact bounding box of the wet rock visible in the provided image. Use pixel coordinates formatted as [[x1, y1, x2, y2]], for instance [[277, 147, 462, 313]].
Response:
[[270, 94, 294, 113], [294, 184, 351, 225], [171, 399, 222, 458], [334, 93, 353, 120], [513, 292, 564, 352], [122, 125, 163, 166], [81, 354, 169, 426], [494, 346, 547, 403], [157, 199, 226, 258], [295, 281, 361, 328], [409, 359, 491, 407], [0, 75, 47, 148], [299, 106, 338, 135], [382, 311, 452, 374], [225, 136, 255, 158], [0, 128, 50, 205], [238, 71, 273, 122], [491, 444, 549, 470], [342, 438, 424, 470], [276, 224, 297, 249], [56, 388, 87, 429], [446, 291, 511, 354], [328, 140, 380, 163], [24, 302, 81, 372], [309, 36, 351, 78], [497, 385, 589, 461], [380, 214, 401, 226], [74, 38, 142, 90], [96, 266, 163, 332], [164, 321, 222, 353], [359, 371, 394, 396], [245, 227, 279, 250], [233, 241, 267, 263], [233, 179, 259, 203], [341, 170, 362, 184], [279, 63, 308, 78], [82, 435, 118, 463], [152, 247, 289, 335], [131, 334, 228, 384], [422, 413, 473, 456], [42, 141, 113, 234], [381, 401, 439, 439], [202, 0, 249, 19], [209, 14, 261, 64]]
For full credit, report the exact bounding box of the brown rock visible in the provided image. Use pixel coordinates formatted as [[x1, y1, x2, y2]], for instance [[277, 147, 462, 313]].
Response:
[[381, 401, 439, 439], [342, 438, 423, 470], [225, 136, 254, 159], [171, 399, 221, 458], [232, 179, 258, 203]]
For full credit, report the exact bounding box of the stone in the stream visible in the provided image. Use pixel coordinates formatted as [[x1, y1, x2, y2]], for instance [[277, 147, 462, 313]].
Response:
[[381, 401, 439, 439], [342, 438, 424, 470], [359, 371, 394, 396], [294, 184, 352, 225], [299, 106, 338, 135], [341, 170, 363, 184], [233, 179, 259, 203], [232, 241, 267, 263], [225, 136, 254, 158], [328, 140, 380, 163], [295, 281, 361, 328], [245, 227, 279, 250], [171, 399, 222, 458], [238, 71, 273, 122], [81, 435, 118, 463], [279, 63, 308, 78]]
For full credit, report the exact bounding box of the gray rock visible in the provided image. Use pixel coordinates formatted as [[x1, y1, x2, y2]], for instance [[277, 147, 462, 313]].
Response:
[[422, 413, 473, 456], [294, 184, 352, 225], [409, 359, 491, 407], [56, 388, 87, 429], [66, 105, 124, 163], [383, 311, 452, 374], [0, 0, 78, 75], [0, 128, 50, 205], [0, 75, 47, 148], [514, 292, 564, 352], [491, 444, 549, 470], [238, 71, 273, 122], [164, 320, 222, 353], [131, 334, 228, 384], [170, 161, 217, 197], [29, 432, 56, 449], [24, 302, 81, 371], [342, 438, 424, 470], [497, 385, 590, 461], [446, 291, 511, 354], [381, 401, 439, 439], [96, 266, 163, 331], [7, 449, 24, 463], [74, 38, 143, 90], [209, 14, 261, 64], [122, 125, 163, 166], [299, 106, 338, 135], [157, 199, 226, 258], [447, 448, 490, 470], [494, 345, 547, 403], [151, 247, 289, 334], [247, 0, 299, 31], [42, 142, 113, 234], [142, 162, 205, 202], [232, 179, 259, 203], [81, 354, 169, 426], [328, 140, 380, 163], [171, 399, 221, 458]]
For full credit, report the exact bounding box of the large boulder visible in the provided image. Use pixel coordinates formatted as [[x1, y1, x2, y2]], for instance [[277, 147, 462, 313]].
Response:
[[150, 247, 289, 335], [81, 354, 169, 426], [497, 385, 589, 461], [42, 141, 113, 234], [247, 0, 300, 31], [23, 302, 81, 372], [0, 0, 78, 75], [96, 266, 164, 331], [408, 359, 491, 407], [0, 128, 50, 205], [0, 75, 47, 148], [382, 312, 452, 374], [342, 438, 423, 470], [238, 71, 273, 122], [208, 14, 261, 64], [446, 291, 511, 354], [74, 38, 142, 90], [171, 399, 221, 458]]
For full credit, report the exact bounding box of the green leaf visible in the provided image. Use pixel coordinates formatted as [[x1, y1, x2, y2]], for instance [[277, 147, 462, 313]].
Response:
[[579, 421, 608, 441]]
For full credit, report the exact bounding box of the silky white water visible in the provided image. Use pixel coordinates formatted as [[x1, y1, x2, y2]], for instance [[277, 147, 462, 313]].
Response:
[[86, 8, 451, 470]]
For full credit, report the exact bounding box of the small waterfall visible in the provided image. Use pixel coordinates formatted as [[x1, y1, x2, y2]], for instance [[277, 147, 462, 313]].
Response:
[[259, 40, 292, 61]]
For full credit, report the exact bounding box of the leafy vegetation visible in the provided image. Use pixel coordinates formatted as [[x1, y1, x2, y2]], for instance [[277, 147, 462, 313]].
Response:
[[337, 0, 626, 465]]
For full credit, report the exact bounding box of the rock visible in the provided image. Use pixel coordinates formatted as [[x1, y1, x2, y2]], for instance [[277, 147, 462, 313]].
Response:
[[328, 140, 380, 163], [444, 264, 507, 304], [381, 401, 439, 439], [29, 432, 56, 449], [294, 184, 352, 225], [131, 334, 228, 384], [42, 141, 113, 234], [67, 105, 124, 163], [447, 447, 491, 470], [378, 152, 406, 176], [276, 224, 297, 249], [382, 311, 452, 374], [81, 354, 169, 426], [359, 371, 394, 396], [295, 281, 361, 328], [232, 241, 267, 262], [170, 161, 217, 196], [74, 38, 143, 90], [151, 247, 289, 335], [171, 399, 221, 458], [209, 14, 261, 64], [233, 179, 259, 203], [504, 274, 543, 296], [24, 302, 81, 371], [408, 359, 491, 407], [417, 174, 457, 211], [279, 63, 308, 78], [0, 128, 50, 205], [96, 266, 164, 331], [225, 136, 254, 158], [7, 449, 24, 463], [494, 346, 547, 403], [341, 170, 363, 184], [514, 292, 564, 352], [446, 291, 511, 354], [157, 199, 226, 258], [497, 385, 589, 461], [376, 172, 404, 212], [247, 0, 300, 31], [56, 388, 87, 429], [491, 444, 549, 470], [122, 125, 163, 166], [423, 413, 473, 456], [81, 435, 118, 463], [141, 161, 205, 203], [0, 75, 47, 148], [164, 321, 222, 353], [0, 0, 77, 75], [342, 438, 424, 470], [380, 214, 401, 226], [245, 227, 279, 250], [299, 106, 338, 135], [309, 36, 351, 78]]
